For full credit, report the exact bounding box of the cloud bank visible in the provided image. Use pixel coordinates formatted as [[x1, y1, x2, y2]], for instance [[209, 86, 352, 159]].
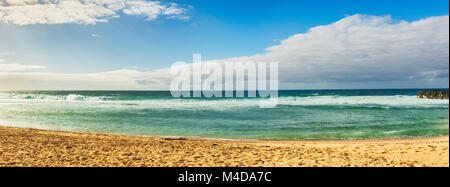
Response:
[[0, 63, 46, 71], [0, 0, 188, 25], [0, 52, 47, 72], [265, 14, 449, 83], [0, 14, 448, 90]]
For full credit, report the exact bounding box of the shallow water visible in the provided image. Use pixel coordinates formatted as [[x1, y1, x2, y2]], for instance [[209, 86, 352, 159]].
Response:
[[0, 89, 448, 140]]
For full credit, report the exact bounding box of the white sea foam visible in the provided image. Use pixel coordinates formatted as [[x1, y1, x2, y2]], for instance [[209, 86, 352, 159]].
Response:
[[278, 95, 449, 106], [0, 93, 448, 110]]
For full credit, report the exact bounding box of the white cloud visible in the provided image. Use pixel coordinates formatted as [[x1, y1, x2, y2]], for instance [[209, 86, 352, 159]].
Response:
[[0, 52, 47, 72], [0, 63, 46, 72], [91, 33, 102, 38], [0, 69, 168, 90], [0, 52, 6, 63], [0, 15, 448, 90], [0, 52, 10, 63], [205, 14, 449, 85], [123, 0, 186, 20], [0, 0, 188, 25]]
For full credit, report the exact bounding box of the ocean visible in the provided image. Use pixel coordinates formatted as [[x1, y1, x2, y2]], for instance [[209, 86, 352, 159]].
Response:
[[0, 89, 448, 140]]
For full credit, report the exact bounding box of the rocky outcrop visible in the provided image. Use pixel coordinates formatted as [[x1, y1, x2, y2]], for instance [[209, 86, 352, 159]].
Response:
[[417, 90, 449, 99]]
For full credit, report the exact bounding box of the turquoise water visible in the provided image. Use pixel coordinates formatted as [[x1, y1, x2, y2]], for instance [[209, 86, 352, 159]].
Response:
[[0, 89, 448, 140]]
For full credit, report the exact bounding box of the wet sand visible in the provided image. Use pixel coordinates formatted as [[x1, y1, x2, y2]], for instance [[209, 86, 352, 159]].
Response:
[[0, 126, 448, 167]]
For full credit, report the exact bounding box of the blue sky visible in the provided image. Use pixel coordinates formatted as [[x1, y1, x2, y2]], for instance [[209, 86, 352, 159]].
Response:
[[0, 0, 449, 90]]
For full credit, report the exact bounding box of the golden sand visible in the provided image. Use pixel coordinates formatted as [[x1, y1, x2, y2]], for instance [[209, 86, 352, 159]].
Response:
[[0, 126, 448, 167]]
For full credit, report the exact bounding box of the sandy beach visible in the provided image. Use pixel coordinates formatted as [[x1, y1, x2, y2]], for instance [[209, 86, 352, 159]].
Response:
[[0, 126, 448, 167]]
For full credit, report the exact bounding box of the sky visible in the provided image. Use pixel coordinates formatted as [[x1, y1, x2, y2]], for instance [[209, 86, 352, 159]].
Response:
[[0, 0, 449, 90]]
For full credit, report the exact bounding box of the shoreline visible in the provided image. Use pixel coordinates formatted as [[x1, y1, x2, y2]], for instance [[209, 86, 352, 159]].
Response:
[[1, 126, 448, 167], [1, 124, 448, 142]]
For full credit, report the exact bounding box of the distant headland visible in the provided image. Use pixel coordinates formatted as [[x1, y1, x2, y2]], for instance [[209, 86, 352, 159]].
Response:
[[417, 90, 449, 99]]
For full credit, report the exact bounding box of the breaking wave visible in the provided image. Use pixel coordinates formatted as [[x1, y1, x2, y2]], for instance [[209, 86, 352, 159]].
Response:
[[0, 92, 448, 109]]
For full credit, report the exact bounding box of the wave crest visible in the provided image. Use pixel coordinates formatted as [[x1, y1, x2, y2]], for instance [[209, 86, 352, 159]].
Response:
[[1, 92, 447, 110]]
